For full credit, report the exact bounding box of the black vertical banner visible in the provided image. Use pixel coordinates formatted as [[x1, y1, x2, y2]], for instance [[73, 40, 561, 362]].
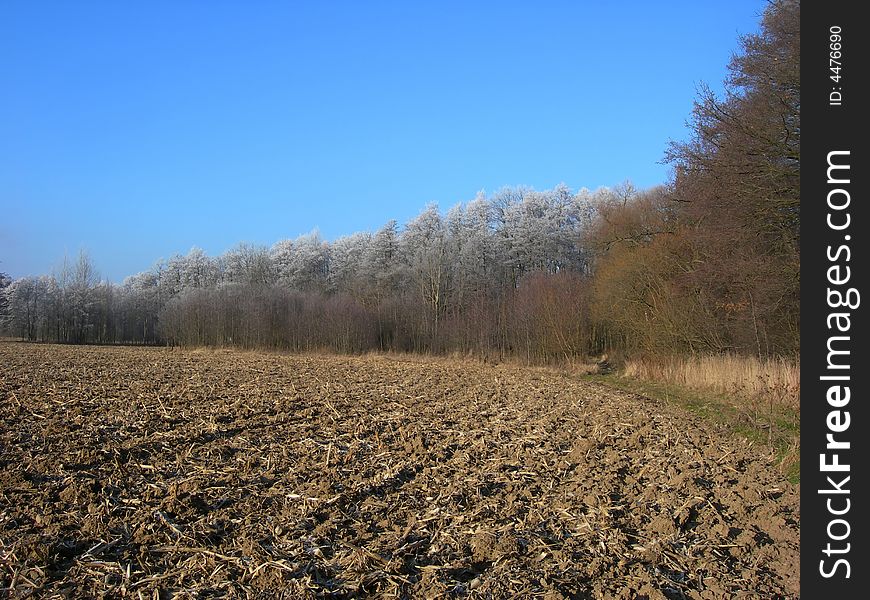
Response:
[[802, 0, 868, 596]]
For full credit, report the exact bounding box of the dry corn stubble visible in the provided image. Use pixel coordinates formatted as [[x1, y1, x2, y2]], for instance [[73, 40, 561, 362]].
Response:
[[0, 342, 799, 598]]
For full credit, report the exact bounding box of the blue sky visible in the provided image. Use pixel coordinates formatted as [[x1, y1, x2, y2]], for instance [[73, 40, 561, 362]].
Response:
[[1, 1, 766, 282]]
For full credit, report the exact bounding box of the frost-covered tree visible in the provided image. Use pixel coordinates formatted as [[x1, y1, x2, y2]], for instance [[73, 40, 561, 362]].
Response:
[[54, 250, 100, 343], [288, 230, 329, 292], [445, 197, 497, 311], [270, 239, 295, 287], [400, 205, 451, 346], [363, 220, 400, 301], [269, 233, 330, 291], [180, 247, 219, 290], [222, 243, 274, 287], [0, 272, 11, 332], [119, 270, 162, 342], [328, 232, 371, 296], [354, 220, 402, 349], [4, 275, 56, 341]]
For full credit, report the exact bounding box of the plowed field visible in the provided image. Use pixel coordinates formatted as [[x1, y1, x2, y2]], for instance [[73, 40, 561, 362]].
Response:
[[0, 343, 799, 598]]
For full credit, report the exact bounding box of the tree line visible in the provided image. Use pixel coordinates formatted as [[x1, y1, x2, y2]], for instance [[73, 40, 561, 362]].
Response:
[[0, 0, 799, 362], [1, 186, 603, 360]]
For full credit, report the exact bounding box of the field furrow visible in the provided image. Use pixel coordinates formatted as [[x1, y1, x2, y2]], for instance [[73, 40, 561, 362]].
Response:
[[0, 343, 799, 598]]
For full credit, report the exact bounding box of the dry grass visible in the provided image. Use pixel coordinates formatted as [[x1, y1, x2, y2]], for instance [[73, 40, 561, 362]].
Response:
[[623, 354, 800, 413], [619, 354, 800, 483]]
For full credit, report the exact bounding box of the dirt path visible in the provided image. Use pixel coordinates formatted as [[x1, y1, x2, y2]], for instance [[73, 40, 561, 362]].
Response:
[[0, 343, 799, 598]]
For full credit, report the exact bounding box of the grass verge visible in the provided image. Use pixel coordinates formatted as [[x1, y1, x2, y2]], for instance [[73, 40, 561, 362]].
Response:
[[582, 372, 800, 484]]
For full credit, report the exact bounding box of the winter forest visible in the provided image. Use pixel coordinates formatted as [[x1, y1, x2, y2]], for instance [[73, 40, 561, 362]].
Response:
[[1, 1, 799, 364]]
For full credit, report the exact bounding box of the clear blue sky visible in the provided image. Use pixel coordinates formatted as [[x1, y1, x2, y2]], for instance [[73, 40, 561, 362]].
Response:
[[1, 1, 766, 283]]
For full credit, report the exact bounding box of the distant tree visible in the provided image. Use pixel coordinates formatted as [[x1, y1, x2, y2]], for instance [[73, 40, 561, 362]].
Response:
[[591, 205, 728, 354], [179, 247, 219, 289], [666, 0, 799, 247], [286, 232, 330, 293], [663, 0, 800, 355], [223, 243, 275, 288], [511, 271, 592, 363], [447, 194, 501, 354], [363, 220, 402, 349], [0, 272, 11, 333], [54, 250, 100, 343], [589, 0, 800, 357], [328, 232, 371, 296], [120, 271, 162, 343], [4, 276, 53, 341], [364, 220, 401, 296], [445, 203, 472, 311], [400, 205, 451, 349], [270, 239, 295, 287]]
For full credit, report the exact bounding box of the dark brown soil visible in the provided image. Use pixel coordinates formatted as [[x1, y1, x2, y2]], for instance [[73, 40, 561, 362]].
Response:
[[0, 343, 799, 598]]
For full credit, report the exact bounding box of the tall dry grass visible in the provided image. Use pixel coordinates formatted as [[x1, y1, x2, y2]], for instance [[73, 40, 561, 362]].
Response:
[[623, 354, 800, 414]]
